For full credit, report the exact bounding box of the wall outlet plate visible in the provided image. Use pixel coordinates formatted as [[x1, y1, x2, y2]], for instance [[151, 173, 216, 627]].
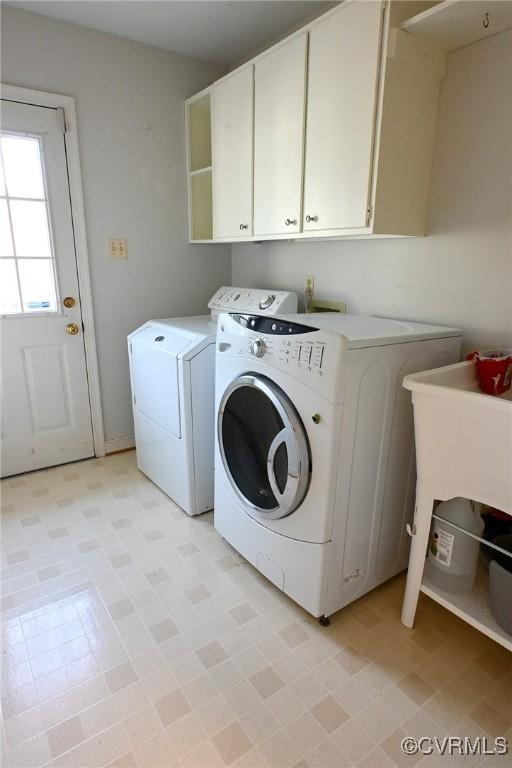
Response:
[[107, 239, 128, 259]]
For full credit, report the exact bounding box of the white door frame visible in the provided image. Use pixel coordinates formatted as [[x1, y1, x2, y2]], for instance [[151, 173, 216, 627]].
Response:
[[1, 83, 105, 457]]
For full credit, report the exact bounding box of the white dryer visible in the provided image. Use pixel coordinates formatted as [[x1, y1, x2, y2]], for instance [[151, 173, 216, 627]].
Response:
[[127, 288, 297, 516], [214, 312, 462, 621]]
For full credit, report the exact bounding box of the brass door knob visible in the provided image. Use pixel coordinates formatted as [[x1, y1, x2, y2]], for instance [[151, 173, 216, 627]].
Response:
[[63, 296, 76, 308], [66, 322, 79, 335]]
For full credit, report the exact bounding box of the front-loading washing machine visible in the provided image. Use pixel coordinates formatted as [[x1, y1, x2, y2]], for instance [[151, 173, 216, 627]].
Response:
[[214, 311, 462, 620], [127, 287, 297, 516]]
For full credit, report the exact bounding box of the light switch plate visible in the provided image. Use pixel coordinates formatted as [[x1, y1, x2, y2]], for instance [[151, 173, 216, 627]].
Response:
[[107, 239, 127, 259]]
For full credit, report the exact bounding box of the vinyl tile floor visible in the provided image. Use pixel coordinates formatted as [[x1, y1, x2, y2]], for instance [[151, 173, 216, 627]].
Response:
[[1, 452, 511, 768]]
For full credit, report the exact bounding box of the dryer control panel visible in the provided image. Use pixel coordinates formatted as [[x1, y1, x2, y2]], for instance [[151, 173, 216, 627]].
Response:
[[208, 287, 298, 317]]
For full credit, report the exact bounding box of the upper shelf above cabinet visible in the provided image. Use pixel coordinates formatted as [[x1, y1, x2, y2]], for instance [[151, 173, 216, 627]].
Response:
[[401, 0, 512, 52], [185, 0, 449, 244]]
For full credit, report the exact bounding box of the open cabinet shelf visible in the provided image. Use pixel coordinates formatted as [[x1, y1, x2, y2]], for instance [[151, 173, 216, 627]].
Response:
[[186, 92, 213, 241], [401, 0, 512, 52]]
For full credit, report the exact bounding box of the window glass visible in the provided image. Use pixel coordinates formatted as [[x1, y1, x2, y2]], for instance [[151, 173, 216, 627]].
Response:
[[10, 200, 52, 257], [0, 199, 14, 256], [0, 131, 58, 315], [18, 259, 57, 313], [1, 135, 45, 198]]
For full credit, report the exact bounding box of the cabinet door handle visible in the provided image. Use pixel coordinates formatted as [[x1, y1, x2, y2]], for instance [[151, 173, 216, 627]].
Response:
[[305, 215, 318, 223], [239, 224, 248, 230], [285, 218, 297, 226]]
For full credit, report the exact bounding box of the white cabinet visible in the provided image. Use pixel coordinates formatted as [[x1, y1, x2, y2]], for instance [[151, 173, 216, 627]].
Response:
[[187, 1, 447, 243], [303, 0, 384, 232], [212, 67, 253, 239], [253, 35, 307, 237]]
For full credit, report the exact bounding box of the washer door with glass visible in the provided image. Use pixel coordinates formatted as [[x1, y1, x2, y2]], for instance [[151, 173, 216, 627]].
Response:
[[218, 374, 311, 520]]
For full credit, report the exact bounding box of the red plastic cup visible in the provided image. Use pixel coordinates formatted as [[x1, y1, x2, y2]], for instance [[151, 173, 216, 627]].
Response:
[[466, 349, 512, 396]]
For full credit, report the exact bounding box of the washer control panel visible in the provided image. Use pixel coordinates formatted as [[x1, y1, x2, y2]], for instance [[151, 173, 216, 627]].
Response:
[[279, 339, 326, 373], [230, 314, 328, 376], [218, 313, 344, 403]]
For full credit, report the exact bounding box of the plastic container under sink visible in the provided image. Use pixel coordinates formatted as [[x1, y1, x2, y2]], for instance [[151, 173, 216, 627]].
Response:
[[425, 497, 484, 593], [489, 534, 512, 635]]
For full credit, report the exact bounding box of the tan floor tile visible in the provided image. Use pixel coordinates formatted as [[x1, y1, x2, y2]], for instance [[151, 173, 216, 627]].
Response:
[[259, 729, 302, 768], [306, 737, 344, 768], [122, 704, 162, 745], [279, 623, 309, 649], [381, 728, 422, 768], [334, 645, 369, 675], [197, 695, 235, 736], [133, 730, 177, 768], [108, 598, 135, 621], [284, 711, 326, 754], [196, 640, 229, 669], [166, 710, 208, 756], [212, 721, 252, 765], [331, 718, 376, 764], [310, 695, 349, 734], [105, 660, 138, 693], [469, 701, 510, 737], [239, 704, 280, 745], [397, 673, 435, 706], [186, 584, 212, 604], [250, 665, 285, 700], [7, 732, 51, 768], [230, 602, 258, 625], [155, 688, 191, 727], [46, 714, 86, 758], [149, 618, 179, 644]]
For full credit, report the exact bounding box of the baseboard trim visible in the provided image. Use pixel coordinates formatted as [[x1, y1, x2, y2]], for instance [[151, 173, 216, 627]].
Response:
[[105, 436, 135, 455]]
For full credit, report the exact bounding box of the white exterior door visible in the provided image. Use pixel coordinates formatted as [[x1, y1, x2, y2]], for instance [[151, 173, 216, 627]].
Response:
[[303, 1, 384, 232], [212, 67, 253, 239], [0, 99, 94, 477], [253, 34, 307, 236]]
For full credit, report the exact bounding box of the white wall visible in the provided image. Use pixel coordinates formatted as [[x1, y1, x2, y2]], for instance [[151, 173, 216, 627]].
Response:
[[232, 31, 512, 352], [1, 6, 229, 446]]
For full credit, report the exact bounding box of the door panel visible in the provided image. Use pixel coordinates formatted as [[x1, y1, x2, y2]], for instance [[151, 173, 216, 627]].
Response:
[[24, 345, 72, 431], [0, 99, 94, 476], [254, 34, 307, 236], [212, 67, 253, 238], [303, 1, 384, 231]]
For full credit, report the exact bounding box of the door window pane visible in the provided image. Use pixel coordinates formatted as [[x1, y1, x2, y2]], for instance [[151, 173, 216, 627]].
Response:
[[0, 259, 22, 314], [10, 200, 52, 257], [0, 129, 58, 315], [0, 199, 14, 256], [1, 135, 45, 199], [18, 259, 57, 313]]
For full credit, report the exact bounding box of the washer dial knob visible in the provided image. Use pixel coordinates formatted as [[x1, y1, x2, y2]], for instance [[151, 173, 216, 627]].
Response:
[[259, 294, 275, 310], [250, 338, 266, 358]]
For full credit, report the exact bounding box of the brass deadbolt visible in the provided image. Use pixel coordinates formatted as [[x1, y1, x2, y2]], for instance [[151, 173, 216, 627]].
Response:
[[63, 296, 76, 308], [312, 414, 321, 424]]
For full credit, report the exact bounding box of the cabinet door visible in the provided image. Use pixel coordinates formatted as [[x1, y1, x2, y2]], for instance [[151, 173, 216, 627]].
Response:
[[253, 35, 307, 236], [303, 1, 384, 232], [212, 67, 253, 239]]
